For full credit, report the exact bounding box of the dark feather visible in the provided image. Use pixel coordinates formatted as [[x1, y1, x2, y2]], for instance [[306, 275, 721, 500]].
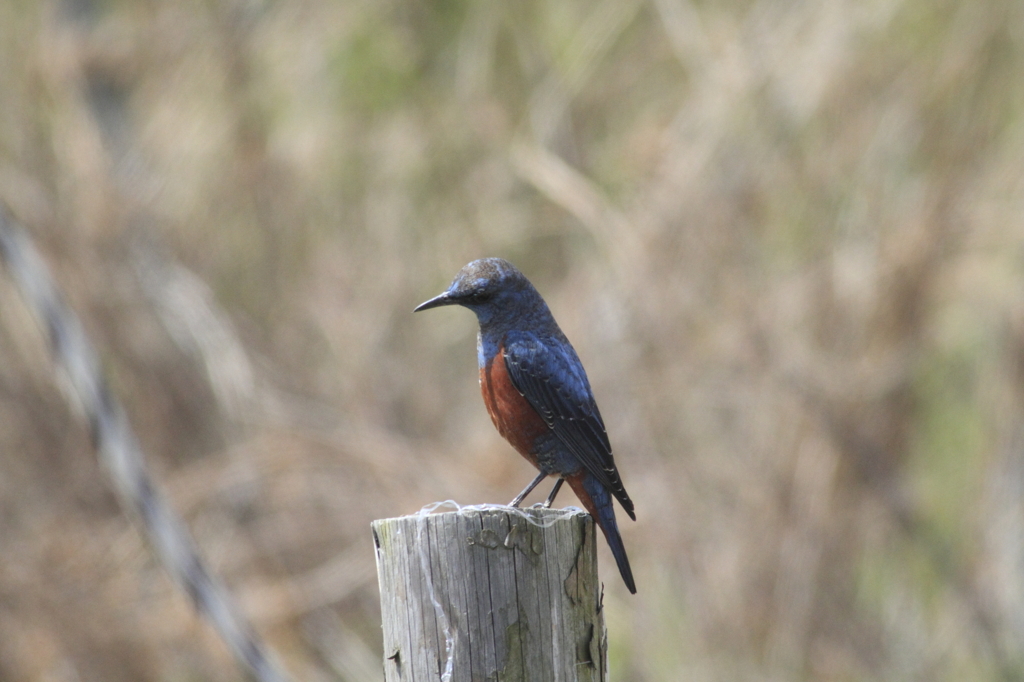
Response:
[[503, 331, 635, 520]]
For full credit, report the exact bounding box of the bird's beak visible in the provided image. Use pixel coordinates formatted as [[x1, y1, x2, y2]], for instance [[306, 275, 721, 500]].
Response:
[[413, 291, 454, 312]]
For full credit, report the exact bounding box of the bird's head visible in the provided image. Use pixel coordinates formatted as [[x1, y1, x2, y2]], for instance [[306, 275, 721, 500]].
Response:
[[414, 258, 537, 327]]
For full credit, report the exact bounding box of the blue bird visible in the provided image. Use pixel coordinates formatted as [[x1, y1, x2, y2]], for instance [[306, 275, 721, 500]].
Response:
[[415, 258, 636, 593]]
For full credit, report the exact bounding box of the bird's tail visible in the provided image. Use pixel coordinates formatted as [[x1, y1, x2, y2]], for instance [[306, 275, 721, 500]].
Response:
[[567, 472, 636, 594]]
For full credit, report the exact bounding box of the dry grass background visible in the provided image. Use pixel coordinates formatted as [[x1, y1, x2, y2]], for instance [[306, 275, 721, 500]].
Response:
[[2, 0, 1024, 680]]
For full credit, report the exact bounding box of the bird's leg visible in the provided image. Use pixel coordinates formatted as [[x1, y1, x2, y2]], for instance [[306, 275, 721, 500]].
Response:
[[542, 478, 564, 508], [510, 471, 547, 507]]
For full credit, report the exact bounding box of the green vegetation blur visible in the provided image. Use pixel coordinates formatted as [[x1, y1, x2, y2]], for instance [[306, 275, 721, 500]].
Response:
[[1, 0, 1024, 680]]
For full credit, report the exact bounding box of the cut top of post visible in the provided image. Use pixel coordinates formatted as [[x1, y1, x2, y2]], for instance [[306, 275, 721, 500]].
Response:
[[372, 505, 607, 682]]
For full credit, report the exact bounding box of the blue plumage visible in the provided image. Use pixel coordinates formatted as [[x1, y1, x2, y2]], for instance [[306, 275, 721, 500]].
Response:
[[415, 258, 636, 594]]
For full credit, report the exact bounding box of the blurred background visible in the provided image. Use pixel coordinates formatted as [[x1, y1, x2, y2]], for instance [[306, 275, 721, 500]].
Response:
[[2, 0, 1024, 680]]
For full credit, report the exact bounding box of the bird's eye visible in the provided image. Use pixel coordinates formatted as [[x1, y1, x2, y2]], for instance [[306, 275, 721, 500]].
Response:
[[469, 290, 492, 303]]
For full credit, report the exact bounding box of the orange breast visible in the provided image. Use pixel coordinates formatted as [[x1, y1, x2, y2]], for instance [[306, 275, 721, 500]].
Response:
[[480, 345, 550, 465]]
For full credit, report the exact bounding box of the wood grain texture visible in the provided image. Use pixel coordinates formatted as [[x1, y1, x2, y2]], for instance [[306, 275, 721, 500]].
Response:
[[372, 507, 606, 682]]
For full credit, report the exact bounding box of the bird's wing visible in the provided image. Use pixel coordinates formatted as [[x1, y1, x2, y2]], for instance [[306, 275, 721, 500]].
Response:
[[503, 330, 635, 519]]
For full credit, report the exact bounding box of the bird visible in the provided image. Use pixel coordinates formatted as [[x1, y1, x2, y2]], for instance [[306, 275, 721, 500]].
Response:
[[415, 258, 636, 594]]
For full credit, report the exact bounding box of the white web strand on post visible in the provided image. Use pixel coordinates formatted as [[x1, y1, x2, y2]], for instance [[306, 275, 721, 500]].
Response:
[[413, 498, 590, 681], [417, 498, 586, 529]]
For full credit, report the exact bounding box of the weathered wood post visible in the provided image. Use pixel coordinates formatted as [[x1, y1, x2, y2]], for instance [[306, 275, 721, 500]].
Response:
[[372, 505, 606, 682]]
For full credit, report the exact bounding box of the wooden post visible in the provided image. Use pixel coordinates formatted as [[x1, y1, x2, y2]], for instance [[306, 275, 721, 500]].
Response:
[[372, 505, 606, 682]]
